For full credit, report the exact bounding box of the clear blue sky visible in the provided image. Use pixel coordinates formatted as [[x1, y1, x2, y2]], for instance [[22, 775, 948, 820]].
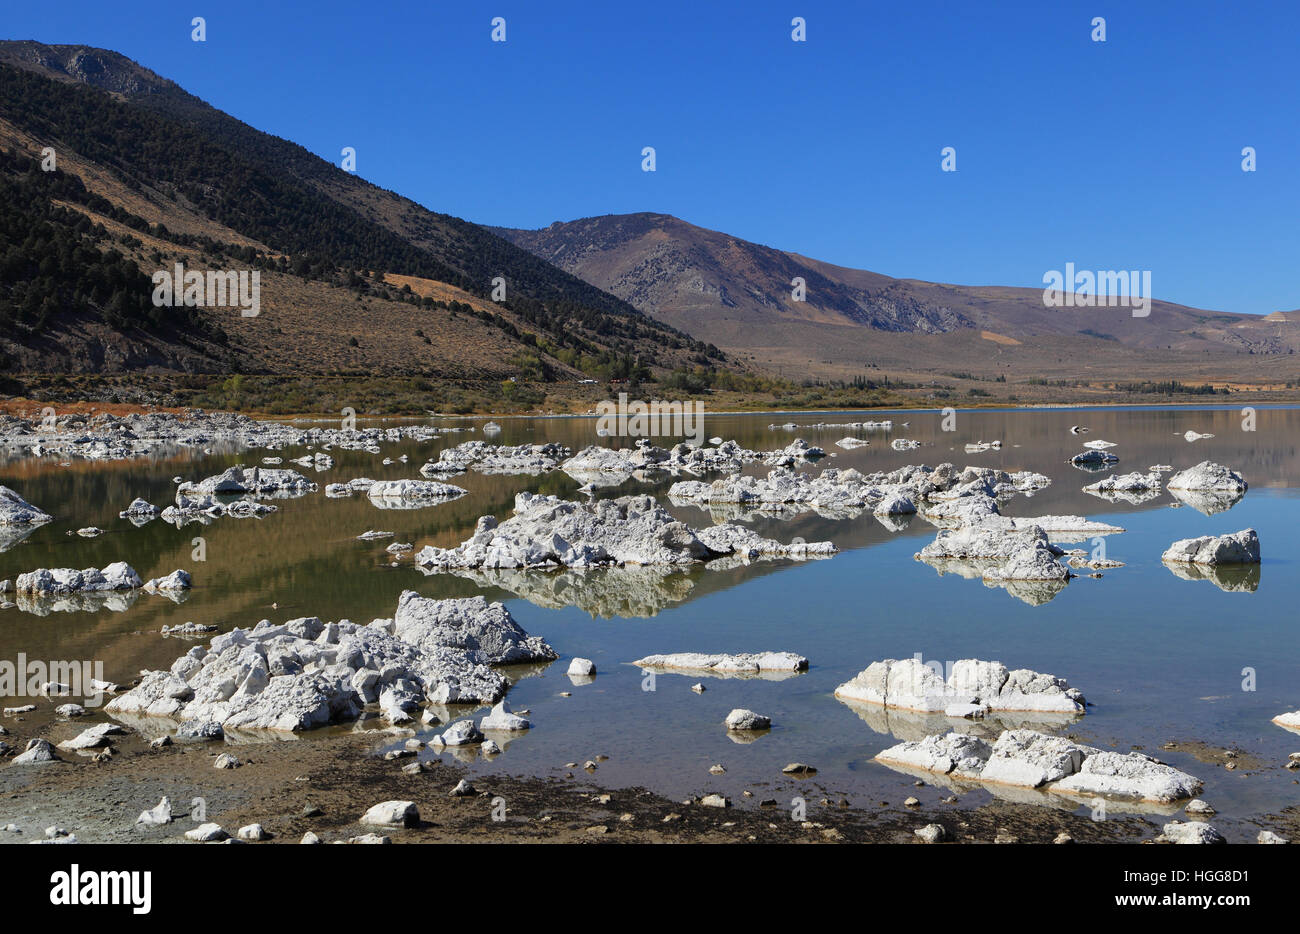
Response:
[[7, 0, 1299, 314]]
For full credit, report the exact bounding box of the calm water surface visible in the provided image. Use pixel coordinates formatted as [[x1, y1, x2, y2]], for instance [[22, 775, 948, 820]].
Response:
[[2, 405, 1297, 839]]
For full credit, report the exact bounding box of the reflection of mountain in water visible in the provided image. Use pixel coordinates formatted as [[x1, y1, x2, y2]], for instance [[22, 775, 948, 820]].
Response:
[[1167, 487, 1245, 516], [915, 555, 1069, 606], [435, 566, 700, 618], [1162, 561, 1260, 593]]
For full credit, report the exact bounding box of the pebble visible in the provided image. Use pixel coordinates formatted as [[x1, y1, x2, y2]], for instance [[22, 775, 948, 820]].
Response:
[[914, 823, 946, 843]]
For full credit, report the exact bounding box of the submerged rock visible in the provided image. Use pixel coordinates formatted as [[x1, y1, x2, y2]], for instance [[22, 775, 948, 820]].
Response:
[[1161, 528, 1259, 565]]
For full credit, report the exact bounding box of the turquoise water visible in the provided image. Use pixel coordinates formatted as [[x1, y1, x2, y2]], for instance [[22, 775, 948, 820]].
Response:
[[2, 405, 1297, 838]]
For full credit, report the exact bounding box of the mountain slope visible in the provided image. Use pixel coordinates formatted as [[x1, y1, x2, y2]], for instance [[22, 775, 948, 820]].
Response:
[[497, 213, 1300, 384], [0, 42, 722, 383]]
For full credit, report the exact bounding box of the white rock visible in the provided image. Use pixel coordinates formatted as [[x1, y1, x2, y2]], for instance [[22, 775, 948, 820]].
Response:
[[631, 651, 809, 676], [361, 800, 419, 828], [237, 823, 269, 841], [724, 708, 771, 731], [1161, 528, 1259, 565], [480, 700, 531, 731], [137, 797, 173, 826], [184, 822, 228, 842], [1156, 821, 1225, 844], [567, 658, 596, 677]]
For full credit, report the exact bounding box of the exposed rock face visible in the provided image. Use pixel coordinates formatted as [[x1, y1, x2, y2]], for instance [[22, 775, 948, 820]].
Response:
[[0, 485, 52, 526], [412, 493, 834, 570], [15, 562, 144, 594], [1161, 528, 1260, 565], [1166, 461, 1248, 493], [834, 658, 1085, 715], [876, 728, 1202, 803], [631, 652, 809, 676], [420, 442, 571, 477], [105, 595, 552, 735]]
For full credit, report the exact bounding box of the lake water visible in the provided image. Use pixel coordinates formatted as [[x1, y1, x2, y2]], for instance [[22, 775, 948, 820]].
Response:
[[2, 405, 1297, 839]]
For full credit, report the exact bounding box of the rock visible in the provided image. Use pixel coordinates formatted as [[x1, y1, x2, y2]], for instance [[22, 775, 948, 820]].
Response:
[[161, 622, 218, 637], [413, 492, 834, 571], [1258, 830, 1288, 844], [361, 800, 419, 828], [300, 831, 321, 844], [834, 657, 1085, 715], [15, 562, 144, 595], [348, 833, 390, 844], [393, 591, 556, 666], [55, 704, 86, 718], [175, 720, 224, 741], [877, 729, 1203, 804], [709, 764, 726, 775], [449, 779, 476, 797], [1185, 798, 1215, 815], [1166, 461, 1247, 493], [184, 822, 228, 842], [136, 797, 172, 826], [782, 763, 817, 775], [1053, 832, 1074, 844], [366, 479, 467, 505], [1071, 450, 1119, 466], [904, 796, 920, 807], [481, 739, 501, 755], [724, 708, 771, 731], [1156, 821, 1225, 844], [11, 738, 59, 764], [57, 723, 124, 750], [213, 753, 240, 769], [1274, 711, 1300, 732], [700, 794, 729, 808], [479, 700, 531, 732], [567, 657, 596, 677], [441, 719, 483, 746], [1162, 528, 1259, 565], [915, 823, 946, 843], [237, 823, 269, 841], [0, 485, 53, 526], [631, 651, 809, 676], [119, 498, 159, 520], [142, 569, 193, 592]]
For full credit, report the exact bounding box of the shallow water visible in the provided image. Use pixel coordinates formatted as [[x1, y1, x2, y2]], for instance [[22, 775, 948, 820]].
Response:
[[2, 405, 1297, 839]]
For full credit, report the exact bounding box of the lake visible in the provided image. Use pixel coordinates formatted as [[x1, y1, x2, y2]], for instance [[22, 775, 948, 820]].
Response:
[[1, 404, 1296, 840]]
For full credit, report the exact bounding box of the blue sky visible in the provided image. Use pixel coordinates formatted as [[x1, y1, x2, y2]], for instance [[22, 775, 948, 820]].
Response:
[[7, 0, 1299, 314]]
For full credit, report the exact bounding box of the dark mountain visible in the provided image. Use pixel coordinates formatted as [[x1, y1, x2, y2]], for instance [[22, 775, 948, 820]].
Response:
[[0, 41, 721, 383]]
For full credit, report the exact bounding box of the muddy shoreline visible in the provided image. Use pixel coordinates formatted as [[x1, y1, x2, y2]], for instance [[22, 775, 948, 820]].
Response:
[[4, 718, 1275, 845]]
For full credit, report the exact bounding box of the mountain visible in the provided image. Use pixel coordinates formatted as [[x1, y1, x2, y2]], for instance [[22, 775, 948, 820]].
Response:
[[496, 213, 1300, 386], [0, 42, 722, 390]]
